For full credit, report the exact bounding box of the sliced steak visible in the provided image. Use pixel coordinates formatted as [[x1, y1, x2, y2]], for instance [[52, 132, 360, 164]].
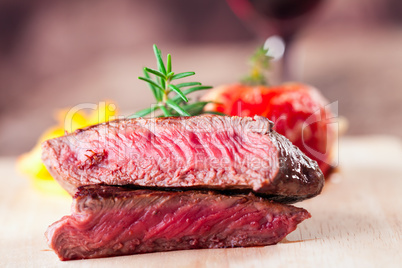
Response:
[[42, 115, 324, 202], [46, 185, 310, 260]]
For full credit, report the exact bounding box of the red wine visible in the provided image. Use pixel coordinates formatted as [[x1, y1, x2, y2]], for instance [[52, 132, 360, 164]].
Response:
[[227, 0, 324, 39], [250, 0, 323, 20]]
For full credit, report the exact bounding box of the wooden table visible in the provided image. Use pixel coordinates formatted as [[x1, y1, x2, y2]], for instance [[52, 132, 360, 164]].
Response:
[[1, 136, 401, 267]]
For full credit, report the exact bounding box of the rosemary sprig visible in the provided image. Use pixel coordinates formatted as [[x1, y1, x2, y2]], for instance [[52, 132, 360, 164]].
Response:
[[129, 44, 220, 118], [241, 46, 273, 86]]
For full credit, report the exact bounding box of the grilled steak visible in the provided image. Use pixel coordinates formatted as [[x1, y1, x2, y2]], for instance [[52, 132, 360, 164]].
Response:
[[42, 115, 324, 202], [46, 185, 310, 260]]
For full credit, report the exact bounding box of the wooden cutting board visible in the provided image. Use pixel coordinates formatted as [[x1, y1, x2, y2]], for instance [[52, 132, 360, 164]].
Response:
[[1, 136, 401, 267]]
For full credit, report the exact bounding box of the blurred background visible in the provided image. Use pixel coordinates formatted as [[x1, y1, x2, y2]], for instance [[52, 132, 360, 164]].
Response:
[[1, 0, 402, 156]]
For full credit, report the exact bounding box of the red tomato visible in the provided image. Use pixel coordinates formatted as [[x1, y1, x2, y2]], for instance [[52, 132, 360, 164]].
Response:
[[203, 82, 336, 177]]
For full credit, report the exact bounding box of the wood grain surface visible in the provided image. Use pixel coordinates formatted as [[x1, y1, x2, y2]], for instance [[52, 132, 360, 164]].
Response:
[[0, 136, 401, 267]]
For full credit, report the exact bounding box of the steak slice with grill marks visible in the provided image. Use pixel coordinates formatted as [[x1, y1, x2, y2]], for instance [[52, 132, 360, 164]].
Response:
[[41, 115, 324, 203], [46, 185, 311, 260]]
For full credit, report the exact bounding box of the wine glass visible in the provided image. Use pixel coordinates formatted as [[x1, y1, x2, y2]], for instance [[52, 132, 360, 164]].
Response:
[[226, 0, 325, 81]]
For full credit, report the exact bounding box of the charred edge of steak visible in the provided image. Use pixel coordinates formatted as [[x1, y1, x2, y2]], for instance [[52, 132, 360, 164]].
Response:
[[47, 185, 311, 260], [260, 131, 325, 201], [77, 184, 312, 204]]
